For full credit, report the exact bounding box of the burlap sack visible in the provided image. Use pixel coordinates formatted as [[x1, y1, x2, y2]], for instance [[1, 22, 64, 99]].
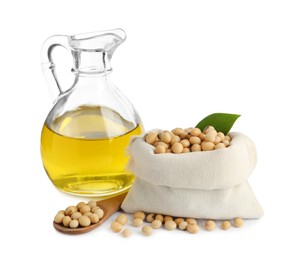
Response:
[[121, 132, 263, 219]]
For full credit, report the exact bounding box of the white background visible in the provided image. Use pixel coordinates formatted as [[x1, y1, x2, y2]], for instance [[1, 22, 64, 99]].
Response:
[[1, 0, 299, 259]]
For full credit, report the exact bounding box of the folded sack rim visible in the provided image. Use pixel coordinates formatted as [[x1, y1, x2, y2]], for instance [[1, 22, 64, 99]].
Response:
[[127, 131, 257, 190]]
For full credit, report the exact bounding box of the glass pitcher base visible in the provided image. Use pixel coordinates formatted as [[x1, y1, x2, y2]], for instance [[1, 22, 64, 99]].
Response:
[[50, 172, 135, 197]]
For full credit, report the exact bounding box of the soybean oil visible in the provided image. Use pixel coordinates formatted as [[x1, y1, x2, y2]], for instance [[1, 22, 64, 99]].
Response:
[[41, 106, 142, 196]]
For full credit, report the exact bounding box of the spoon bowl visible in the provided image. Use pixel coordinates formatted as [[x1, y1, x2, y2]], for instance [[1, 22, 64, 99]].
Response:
[[53, 192, 127, 234]]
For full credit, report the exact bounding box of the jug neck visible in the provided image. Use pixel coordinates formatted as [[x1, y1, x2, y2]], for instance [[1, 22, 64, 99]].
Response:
[[72, 50, 112, 75]]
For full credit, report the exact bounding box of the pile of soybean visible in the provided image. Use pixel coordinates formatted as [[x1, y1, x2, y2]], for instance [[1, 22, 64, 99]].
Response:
[[111, 212, 244, 238], [54, 201, 104, 228], [145, 126, 231, 154]]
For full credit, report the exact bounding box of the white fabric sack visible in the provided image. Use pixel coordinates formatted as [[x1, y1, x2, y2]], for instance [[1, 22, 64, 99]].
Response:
[[121, 131, 263, 219]]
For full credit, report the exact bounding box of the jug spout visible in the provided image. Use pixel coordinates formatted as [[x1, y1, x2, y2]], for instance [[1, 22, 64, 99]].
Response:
[[70, 29, 126, 75], [70, 29, 126, 53]]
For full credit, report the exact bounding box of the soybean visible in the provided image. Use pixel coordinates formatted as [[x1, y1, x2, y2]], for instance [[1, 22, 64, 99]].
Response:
[[172, 128, 184, 136], [191, 144, 201, 152], [190, 128, 201, 136], [155, 214, 164, 222], [133, 212, 145, 220], [187, 224, 200, 234], [164, 216, 173, 223], [91, 206, 100, 213], [174, 218, 184, 225], [71, 212, 82, 220], [146, 132, 158, 144], [87, 201, 97, 208], [146, 213, 155, 223], [65, 206, 77, 216], [180, 139, 190, 148], [94, 208, 104, 218], [116, 214, 128, 225], [80, 205, 91, 214], [178, 221, 188, 230], [165, 220, 177, 231], [205, 220, 216, 231], [182, 147, 190, 153], [233, 217, 244, 228], [83, 212, 92, 217], [54, 213, 65, 224], [132, 218, 143, 227], [151, 220, 162, 229], [161, 132, 172, 144], [69, 219, 79, 229], [189, 136, 201, 145], [122, 228, 131, 238], [76, 202, 86, 210], [201, 141, 215, 151], [111, 221, 123, 233], [215, 143, 226, 149], [63, 216, 72, 227], [171, 143, 183, 154], [142, 226, 153, 236], [154, 145, 166, 154], [170, 135, 181, 145], [223, 140, 230, 147], [89, 213, 100, 224], [221, 220, 231, 230], [186, 218, 197, 225], [78, 216, 91, 227]]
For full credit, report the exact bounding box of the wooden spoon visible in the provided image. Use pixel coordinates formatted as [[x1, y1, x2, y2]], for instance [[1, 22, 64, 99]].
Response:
[[53, 192, 127, 235]]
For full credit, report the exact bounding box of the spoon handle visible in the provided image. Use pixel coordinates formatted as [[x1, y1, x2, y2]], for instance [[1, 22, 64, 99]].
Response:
[[96, 192, 127, 215]]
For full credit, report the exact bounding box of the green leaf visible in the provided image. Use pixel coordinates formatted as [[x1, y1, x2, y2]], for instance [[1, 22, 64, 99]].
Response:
[[195, 113, 240, 135]]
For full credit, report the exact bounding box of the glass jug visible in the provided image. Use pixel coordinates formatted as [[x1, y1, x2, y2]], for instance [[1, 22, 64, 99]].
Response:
[[40, 29, 143, 197]]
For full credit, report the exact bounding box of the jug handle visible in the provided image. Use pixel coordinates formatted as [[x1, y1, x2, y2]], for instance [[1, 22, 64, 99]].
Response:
[[41, 35, 72, 99]]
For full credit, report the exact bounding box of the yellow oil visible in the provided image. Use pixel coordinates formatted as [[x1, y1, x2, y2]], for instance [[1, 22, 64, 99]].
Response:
[[41, 106, 143, 197]]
